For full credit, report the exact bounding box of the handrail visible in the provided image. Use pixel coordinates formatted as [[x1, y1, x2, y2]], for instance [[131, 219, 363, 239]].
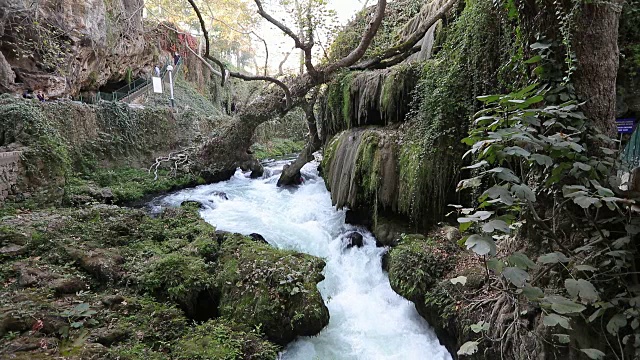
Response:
[[72, 58, 184, 104]]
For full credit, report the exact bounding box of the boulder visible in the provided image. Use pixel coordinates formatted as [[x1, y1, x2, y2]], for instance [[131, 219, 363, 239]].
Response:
[[66, 247, 124, 282], [50, 277, 87, 295], [249, 233, 269, 245], [101, 294, 126, 308], [344, 231, 364, 248], [215, 234, 329, 345]]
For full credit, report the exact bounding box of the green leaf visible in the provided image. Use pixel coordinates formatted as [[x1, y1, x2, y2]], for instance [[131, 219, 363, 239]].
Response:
[[502, 267, 530, 288], [504, 146, 531, 157], [606, 314, 627, 335], [477, 95, 501, 103], [483, 186, 515, 205], [482, 219, 510, 233], [538, 252, 569, 264], [530, 154, 553, 167], [508, 253, 536, 270], [553, 334, 571, 344], [487, 258, 504, 273], [562, 185, 588, 197], [612, 236, 630, 249], [522, 285, 544, 300], [470, 321, 490, 333], [545, 296, 586, 314], [486, 167, 520, 183], [70, 321, 84, 329], [457, 341, 479, 356], [543, 313, 572, 329], [574, 265, 597, 272], [457, 176, 483, 190], [580, 349, 606, 359], [450, 276, 467, 286], [564, 279, 599, 303], [465, 234, 497, 256], [573, 195, 601, 209], [531, 41, 551, 50], [573, 162, 592, 171], [524, 55, 543, 64], [463, 160, 489, 170], [512, 184, 536, 202]]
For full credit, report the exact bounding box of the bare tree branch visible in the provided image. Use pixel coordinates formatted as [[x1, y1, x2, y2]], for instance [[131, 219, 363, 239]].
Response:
[[350, 0, 456, 70], [185, 0, 292, 107], [277, 49, 294, 76], [324, 0, 387, 72], [253, 0, 316, 75]]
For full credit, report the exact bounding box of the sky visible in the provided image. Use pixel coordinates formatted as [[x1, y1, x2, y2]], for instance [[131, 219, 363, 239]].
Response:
[[257, 0, 366, 73]]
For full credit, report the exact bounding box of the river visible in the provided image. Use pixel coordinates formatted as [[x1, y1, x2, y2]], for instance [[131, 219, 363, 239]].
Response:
[[155, 158, 452, 360]]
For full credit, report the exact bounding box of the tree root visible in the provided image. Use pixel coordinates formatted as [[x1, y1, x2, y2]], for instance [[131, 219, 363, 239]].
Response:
[[149, 146, 196, 180]]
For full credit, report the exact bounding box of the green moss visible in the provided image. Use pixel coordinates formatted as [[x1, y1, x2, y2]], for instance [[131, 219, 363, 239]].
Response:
[[355, 131, 382, 199], [380, 64, 420, 124], [140, 253, 214, 311], [173, 319, 279, 360], [388, 234, 453, 300], [66, 167, 204, 204], [214, 234, 329, 345], [250, 138, 306, 160]]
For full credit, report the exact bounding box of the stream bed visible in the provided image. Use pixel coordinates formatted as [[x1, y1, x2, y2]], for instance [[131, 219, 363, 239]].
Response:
[[155, 158, 452, 360]]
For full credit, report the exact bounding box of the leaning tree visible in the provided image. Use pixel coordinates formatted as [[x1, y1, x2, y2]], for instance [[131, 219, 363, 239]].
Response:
[[176, 0, 457, 185]]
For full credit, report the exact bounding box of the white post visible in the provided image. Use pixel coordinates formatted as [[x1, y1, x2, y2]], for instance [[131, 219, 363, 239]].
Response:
[[167, 64, 175, 108]]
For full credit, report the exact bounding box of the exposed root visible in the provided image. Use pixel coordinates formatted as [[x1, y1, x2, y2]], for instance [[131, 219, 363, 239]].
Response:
[[149, 146, 196, 180]]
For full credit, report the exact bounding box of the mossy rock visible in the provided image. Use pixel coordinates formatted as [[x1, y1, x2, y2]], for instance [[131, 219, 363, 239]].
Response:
[[214, 234, 329, 345], [388, 234, 455, 301], [173, 319, 279, 360]]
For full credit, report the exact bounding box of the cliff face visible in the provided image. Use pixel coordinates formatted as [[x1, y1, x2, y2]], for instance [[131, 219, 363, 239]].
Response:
[[0, 0, 155, 97]]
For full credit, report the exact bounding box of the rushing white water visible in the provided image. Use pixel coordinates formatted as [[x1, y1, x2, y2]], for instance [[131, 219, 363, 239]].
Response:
[[156, 159, 452, 360]]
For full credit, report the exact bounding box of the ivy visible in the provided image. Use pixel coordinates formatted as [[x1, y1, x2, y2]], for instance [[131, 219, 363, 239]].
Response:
[[454, 73, 640, 357]]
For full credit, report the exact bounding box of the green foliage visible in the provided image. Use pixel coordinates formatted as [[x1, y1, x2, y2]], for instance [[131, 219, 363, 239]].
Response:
[[398, 0, 507, 225], [173, 319, 278, 360], [619, 0, 640, 77], [388, 235, 454, 300], [250, 138, 306, 160], [141, 253, 215, 307], [66, 167, 203, 204], [328, 0, 423, 62], [0, 98, 71, 182], [456, 81, 640, 357], [214, 234, 328, 344]]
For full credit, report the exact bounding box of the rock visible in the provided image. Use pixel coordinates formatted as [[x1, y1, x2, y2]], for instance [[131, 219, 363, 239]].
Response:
[[215, 234, 329, 345], [180, 200, 205, 209], [67, 247, 124, 282], [94, 327, 130, 346], [0, 312, 29, 337], [13, 263, 55, 288], [442, 226, 460, 243], [0, 244, 26, 256], [0, 51, 16, 93], [210, 191, 229, 200], [214, 230, 231, 245], [101, 295, 126, 308], [249, 233, 268, 244], [344, 232, 364, 248], [38, 315, 67, 335], [0, 0, 155, 97], [50, 277, 87, 295]]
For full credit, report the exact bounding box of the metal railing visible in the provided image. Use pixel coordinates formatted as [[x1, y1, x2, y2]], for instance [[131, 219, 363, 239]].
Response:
[[72, 58, 183, 104]]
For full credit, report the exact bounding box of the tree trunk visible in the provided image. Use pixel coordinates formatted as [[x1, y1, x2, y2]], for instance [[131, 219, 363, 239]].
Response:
[[277, 94, 322, 186], [190, 73, 317, 181], [573, 0, 624, 136]]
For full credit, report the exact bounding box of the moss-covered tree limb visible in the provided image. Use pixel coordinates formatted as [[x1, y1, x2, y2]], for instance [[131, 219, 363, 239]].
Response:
[[350, 0, 457, 71]]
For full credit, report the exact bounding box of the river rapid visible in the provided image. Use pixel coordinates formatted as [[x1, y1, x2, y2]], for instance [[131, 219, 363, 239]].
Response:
[[156, 158, 452, 360]]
